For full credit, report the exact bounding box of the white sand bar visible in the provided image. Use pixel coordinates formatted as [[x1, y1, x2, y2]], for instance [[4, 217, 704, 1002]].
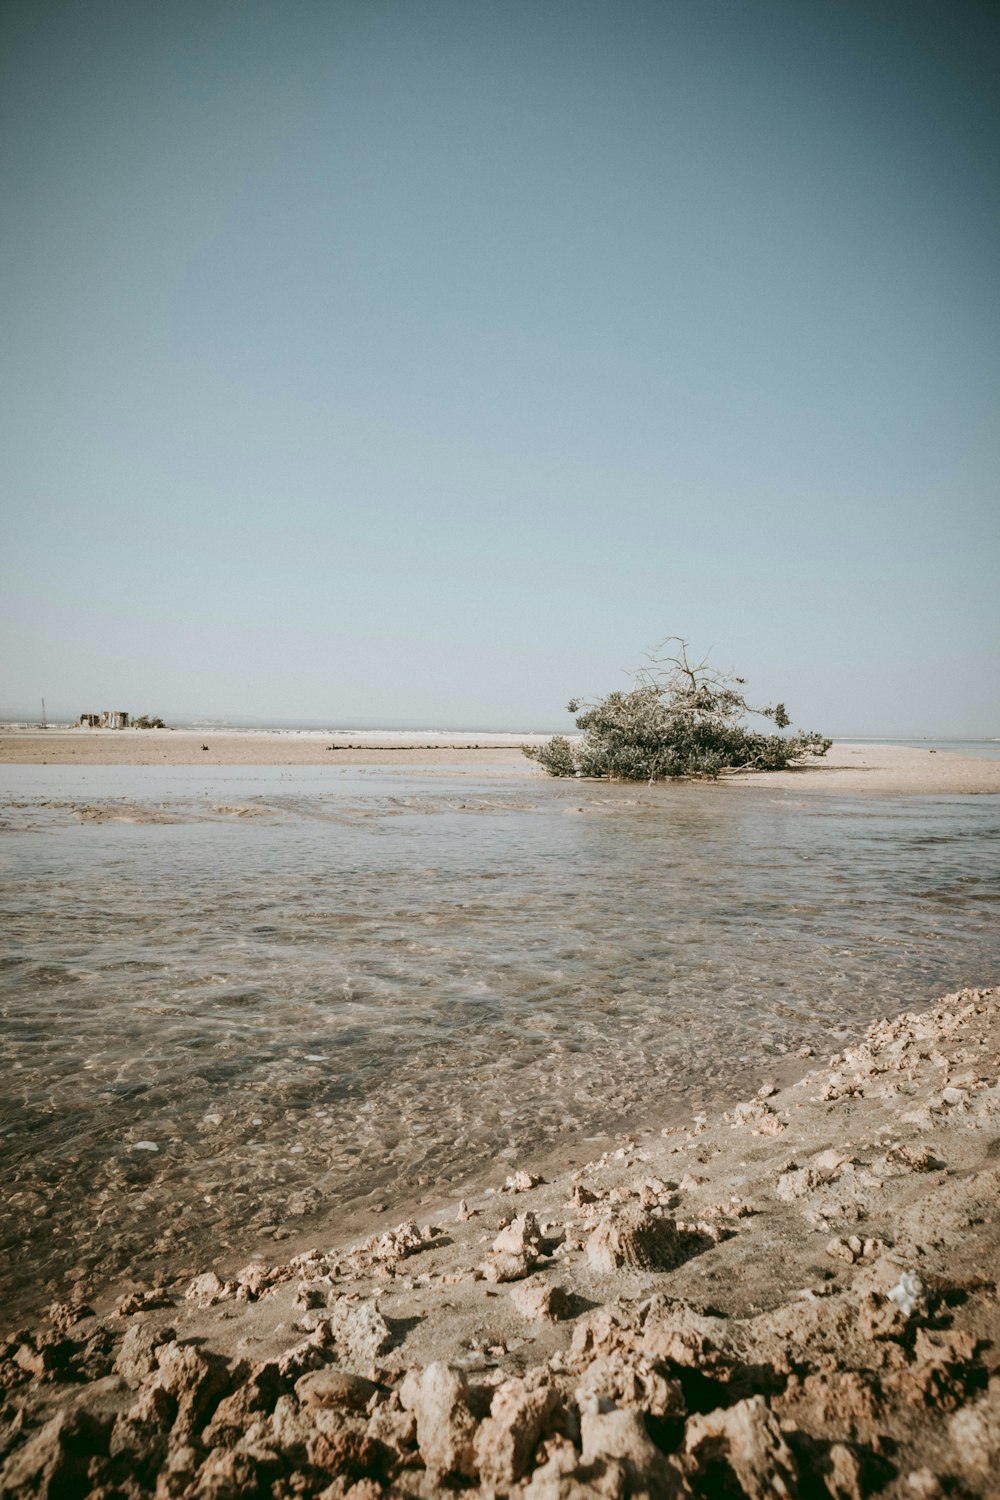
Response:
[[1, 730, 998, 793]]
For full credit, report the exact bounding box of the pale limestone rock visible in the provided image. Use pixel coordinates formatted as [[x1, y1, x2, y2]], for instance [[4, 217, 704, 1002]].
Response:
[[521, 1437, 626, 1500], [347, 1218, 425, 1271], [274, 1335, 329, 1383], [812, 1148, 848, 1178], [576, 1352, 685, 1420], [327, 1298, 392, 1369], [233, 1261, 286, 1301], [109, 1386, 174, 1480], [493, 1211, 543, 1256], [777, 1167, 817, 1202], [194, 1446, 281, 1496], [366, 1400, 417, 1460], [904, 1472, 944, 1498], [504, 1170, 544, 1192], [731, 1099, 785, 1134], [269, 1393, 319, 1451], [116, 1286, 173, 1318], [887, 1271, 928, 1320], [483, 1248, 534, 1283], [202, 1364, 283, 1447], [323, 1480, 382, 1500], [185, 1271, 227, 1304], [482, 1212, 544, 1281], [399, 1361, 479, 1479], [824, 1441, 864, 1500], [152, 1440, 200, 1500]]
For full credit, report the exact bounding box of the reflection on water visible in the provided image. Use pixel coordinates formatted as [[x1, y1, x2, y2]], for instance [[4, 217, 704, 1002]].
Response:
[[1, 765, 998, 1320]]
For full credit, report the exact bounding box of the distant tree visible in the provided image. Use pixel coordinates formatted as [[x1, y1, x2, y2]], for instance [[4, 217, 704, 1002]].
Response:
[[134, 715, 166, 729], [523, 638, 831, 780]]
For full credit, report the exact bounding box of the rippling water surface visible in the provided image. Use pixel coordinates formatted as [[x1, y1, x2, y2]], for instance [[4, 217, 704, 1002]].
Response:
[[1, 764, 998, 1319]]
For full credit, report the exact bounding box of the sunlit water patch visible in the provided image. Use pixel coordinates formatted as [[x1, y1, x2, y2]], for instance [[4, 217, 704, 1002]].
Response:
[[1, 765, 997, 1320]]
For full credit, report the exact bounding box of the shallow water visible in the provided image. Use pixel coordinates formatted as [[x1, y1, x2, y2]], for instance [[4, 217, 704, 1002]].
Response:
[[851, 737, 1000, 761], [1, 765, 998, 1320]]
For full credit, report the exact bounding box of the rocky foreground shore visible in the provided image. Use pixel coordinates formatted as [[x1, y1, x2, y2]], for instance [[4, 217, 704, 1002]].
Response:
[[2, 987, 998, 1498]]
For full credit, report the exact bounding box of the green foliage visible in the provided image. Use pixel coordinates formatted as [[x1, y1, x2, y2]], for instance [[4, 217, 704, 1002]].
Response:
[[528, 734, 578, 777], [523, 639, 831, 781]]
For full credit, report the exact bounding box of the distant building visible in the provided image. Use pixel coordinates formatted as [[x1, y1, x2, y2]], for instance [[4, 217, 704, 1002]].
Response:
[[79, 711, 130, 728]]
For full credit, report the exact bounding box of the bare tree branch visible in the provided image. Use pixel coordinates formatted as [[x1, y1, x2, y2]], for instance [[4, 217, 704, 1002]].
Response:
[[524, 638, 830, 780]]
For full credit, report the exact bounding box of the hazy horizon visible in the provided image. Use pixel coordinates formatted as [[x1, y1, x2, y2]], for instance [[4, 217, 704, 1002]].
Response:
[[3, 1, 998, 737], [2, 707, 999, 744]]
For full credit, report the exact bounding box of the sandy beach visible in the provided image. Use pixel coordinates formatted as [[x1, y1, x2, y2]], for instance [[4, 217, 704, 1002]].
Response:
[[2, 986, 998, 1497], [2, 731, 999, 794]]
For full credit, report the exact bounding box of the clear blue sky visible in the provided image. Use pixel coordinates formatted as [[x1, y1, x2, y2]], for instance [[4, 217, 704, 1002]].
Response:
[[2, 0, 998, 734]]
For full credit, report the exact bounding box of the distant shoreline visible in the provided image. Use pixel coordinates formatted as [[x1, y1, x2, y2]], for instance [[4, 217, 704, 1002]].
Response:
[[1, 731, 1000, 793]]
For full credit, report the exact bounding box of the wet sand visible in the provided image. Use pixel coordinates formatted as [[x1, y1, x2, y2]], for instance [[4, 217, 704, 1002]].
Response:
[[2, 986, 998, 1496], [2, 730, 999, 793]]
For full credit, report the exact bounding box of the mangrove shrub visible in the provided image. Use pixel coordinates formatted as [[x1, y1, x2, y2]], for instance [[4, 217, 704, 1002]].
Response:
[[524, 638, 831, 780]]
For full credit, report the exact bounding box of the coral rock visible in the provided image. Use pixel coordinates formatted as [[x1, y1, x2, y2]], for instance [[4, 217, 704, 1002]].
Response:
[[587, 1210, 689, 1274], [483, 1250, 535, 1283], [295, 1367, 379, 1412], [510, 1277, 572, 1322], [581, 1402, 682, 1498], [185, 1271, 228, 1304], [399, 1362, 479, 1479], [109, 1387, 175, 1480], [0, 1408, 110, 1500], [327, 1299, 393, 1371], [948, 1377, 1000, 1475], [493, 1211, 544, 1256], [684, 1395, 800, 1499], [474, 1376, 559, 1487], [504, 1170, 545, 1192], [113, 1323, 177, 1389], [152, 1341, 230, 1434], [202, 1363, 284, 1447]]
